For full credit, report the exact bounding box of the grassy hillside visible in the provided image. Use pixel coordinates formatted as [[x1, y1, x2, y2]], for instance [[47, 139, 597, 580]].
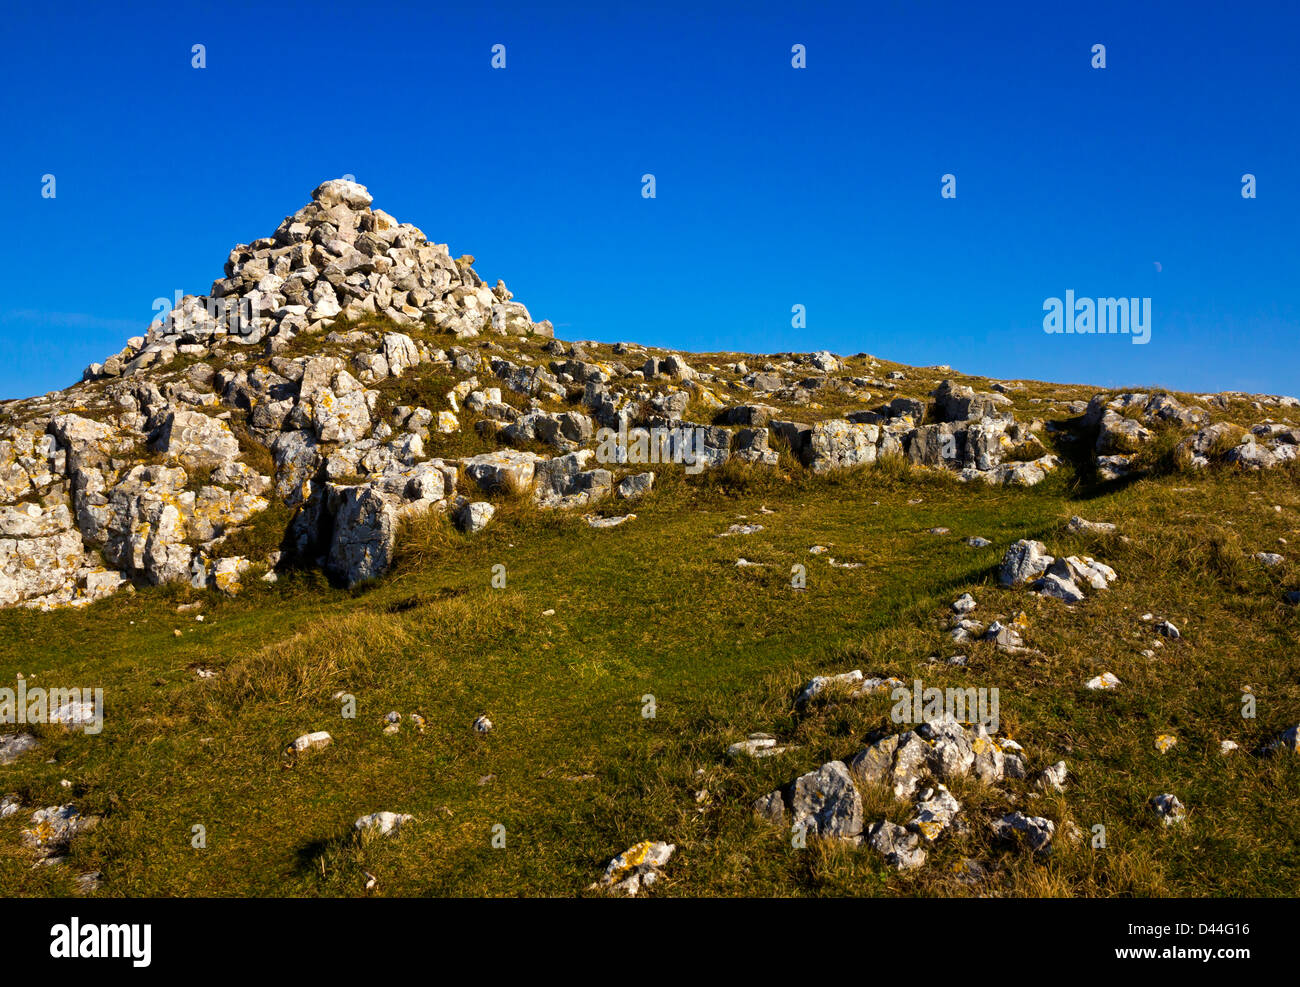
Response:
[[2, 451, 1297, 897]]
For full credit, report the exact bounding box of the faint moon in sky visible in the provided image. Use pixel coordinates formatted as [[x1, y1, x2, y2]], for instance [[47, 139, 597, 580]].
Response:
[[1153, 261, 1162, 272]]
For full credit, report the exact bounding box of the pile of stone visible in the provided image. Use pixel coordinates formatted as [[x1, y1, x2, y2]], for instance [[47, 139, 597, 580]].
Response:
[[88, 179, 551, 373], [997, 539, 1116, 603], [752, 714, 1062, 870], [0, 180, 570, 602]]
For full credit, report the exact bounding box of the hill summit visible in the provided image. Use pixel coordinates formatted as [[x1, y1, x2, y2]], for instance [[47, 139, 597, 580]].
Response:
[[0, 180, 1297, 609]]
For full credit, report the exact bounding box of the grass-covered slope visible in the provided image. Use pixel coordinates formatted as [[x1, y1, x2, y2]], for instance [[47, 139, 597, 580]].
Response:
[[2, 452, 1297, 896]]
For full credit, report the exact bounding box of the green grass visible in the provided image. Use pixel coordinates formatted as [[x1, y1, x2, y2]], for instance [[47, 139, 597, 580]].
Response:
[[2, 454, 1297, 897]]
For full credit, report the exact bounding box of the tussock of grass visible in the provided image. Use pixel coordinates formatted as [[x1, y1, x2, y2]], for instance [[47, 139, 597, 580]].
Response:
[[212, 500, 292, 562], [213, 610, 416, 706], [229, 413, 276, 477]]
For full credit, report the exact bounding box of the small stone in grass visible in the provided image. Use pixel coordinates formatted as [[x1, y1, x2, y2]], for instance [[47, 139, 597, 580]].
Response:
[[1150, 793, 1186, 825], [1086, 672, 1121, 691], [289, 731, 331, 753], [354, 811, 413, 836]]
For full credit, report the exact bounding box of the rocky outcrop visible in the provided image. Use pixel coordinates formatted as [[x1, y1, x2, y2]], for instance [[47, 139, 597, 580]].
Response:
[[0, 179, 571, 602], [1077, 391, 1293, 478], [783, 382, 1055, 486], [931, 380, 1012, 424], [2, 179, 1292, 608], [753, 714, 1057, 871]]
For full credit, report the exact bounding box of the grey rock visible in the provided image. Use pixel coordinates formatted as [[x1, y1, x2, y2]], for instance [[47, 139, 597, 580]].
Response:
[[313, 179, 374, 210], [732, 427, 780, 466], [1067, 515, 1117, 536], [463, 450, 540, 495], [1149, 793, 1186, 826], [1047, 555, 1116, 591], [790, 761, 863, 839], [1226, 441, 1278, 470], [353, 811, 414, 836], [150, 409, 241, 470], [1034, 572, 1086, 603], [991, 812, 1055, 852], [0, 732, 40, 765], [23, 804, 95, 856], [931, 380, 1007, 423], [752, 790, 786, 825], [454, 499, 495, 533], [616, 471, 654, 500], [970, 725, 1006, 783], [909, 784, 962, 841], [326, 486, 397, 586], [1096, 410, 1153, 454], [595, 841, 675, 896], [998, 539, 1054, 586], [849, 734, 900, 787], [866, 820, 927, 870], [920, 716, 975, 780], [891, 733, 932, 799], [952, 593, 977, 614], [1037, 760, 1068, 792], [533, 452, 611, 509], [804, 419, 880, 473]]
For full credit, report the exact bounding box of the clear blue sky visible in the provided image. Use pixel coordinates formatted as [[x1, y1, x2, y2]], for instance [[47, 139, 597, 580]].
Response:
[[2, 0, 1296, 400]]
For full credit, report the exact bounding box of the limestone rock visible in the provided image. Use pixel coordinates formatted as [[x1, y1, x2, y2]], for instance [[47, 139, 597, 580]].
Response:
[[727, 733, 796, 759], [454, 499, 495, 533], [998, 539, 1054, 586], [326, 486, 398, 586], [0, 732, 40, 765], [804, 419, 880, 473], [1086, 672, 1121, 690], [790, 761, 862, 839], [290, 731, 332, 753], [594, 840, 675, 896], [616, 471, 654, 500], [1034, 572, 1086, 603], [150, 409, 240, 470], [533, 452, 611, 509], [23, 804, 96, 857], [1149, 793, 1186, 826], [1067, 516, 1117, 536], [866, 820, 927, 870], [909, 784, 962, 842], [752, 790, 786, 826], [354, 811, 414, 836], [991, 812, 1055, 853], [464, 450, 539, 495], [313, 178, 374, 210]]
